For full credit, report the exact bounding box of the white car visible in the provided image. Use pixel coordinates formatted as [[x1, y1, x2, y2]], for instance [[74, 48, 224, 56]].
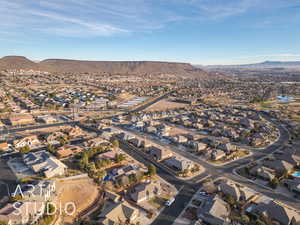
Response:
[[165, 197, 175, 206]]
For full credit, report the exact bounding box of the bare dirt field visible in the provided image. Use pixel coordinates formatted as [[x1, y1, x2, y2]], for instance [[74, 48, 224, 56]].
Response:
[[144, 99, 188, 112], [167, 125, 191, 136], [54, 177, 99, 225]]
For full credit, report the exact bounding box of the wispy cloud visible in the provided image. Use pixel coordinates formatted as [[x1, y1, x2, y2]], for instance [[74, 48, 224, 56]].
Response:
[[1, 0, 300, 39], [28, 10, 128, 36]]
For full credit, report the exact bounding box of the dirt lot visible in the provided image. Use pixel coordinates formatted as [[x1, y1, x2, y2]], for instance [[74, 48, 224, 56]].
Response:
[[166, 124, 191, 136], [54, 177, 99, 225], [21, 125, 69, 134], [144, 99, 188, 112]]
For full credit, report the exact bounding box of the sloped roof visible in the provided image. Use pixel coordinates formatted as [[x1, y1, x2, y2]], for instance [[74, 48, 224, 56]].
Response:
[[98, 201, 138, 225]]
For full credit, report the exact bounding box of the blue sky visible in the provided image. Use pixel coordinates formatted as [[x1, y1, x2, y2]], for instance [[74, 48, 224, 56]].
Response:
[[1, 0, 300, 65]]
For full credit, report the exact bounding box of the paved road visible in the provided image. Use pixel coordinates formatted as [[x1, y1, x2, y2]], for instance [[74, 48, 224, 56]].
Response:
[[129, 91, 174, 113]]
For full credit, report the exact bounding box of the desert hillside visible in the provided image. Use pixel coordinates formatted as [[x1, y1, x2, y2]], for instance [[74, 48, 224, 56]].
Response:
[[0, 56, 211, 77]]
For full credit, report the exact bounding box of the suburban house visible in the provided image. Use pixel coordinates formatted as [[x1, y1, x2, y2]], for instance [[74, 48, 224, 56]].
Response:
[[9, 114, 35, 126], [85, 137, 110, 148], [112, 165, 142, 178], [96, 149, 117, 161], [0, 201, 44, 225], [38, 115, 57, 124], [283, 179, 300, 195], [218, 143, 234, 153], [164, 156, 194, 172], [23, 150, 67, 178], [274, 152, 300, 167], [63, 126, 85, 138], [56, 145, 82, 159], [130, 181, 161, 203], [211, 149, 226, 161], [128, 137, 143, 148], [194, 142, 207, 151], [249, 165, 275, 181], [197, 196, 230, 225], [263, 159, 294, 175], [149, 146, 173, 161], [46, 131, 65, 144], [218, 181, 253, 201], [0, 120, 5, 128], [13, 135, 40, 149], [97, 201, 139, 225], [175, 135, 188, 144], [0, 142, 10, 151], [246, 200, 300, 225]]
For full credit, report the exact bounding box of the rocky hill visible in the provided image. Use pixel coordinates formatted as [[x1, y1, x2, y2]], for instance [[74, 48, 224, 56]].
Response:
[[0, 56, 39, 70], [0, 56, 211, 77]]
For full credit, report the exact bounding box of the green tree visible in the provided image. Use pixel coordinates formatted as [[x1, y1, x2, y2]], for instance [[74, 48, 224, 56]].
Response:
[[47, 144, 56, 154], [147, 164, 157, 177], [115, 153, 126, 163], [240, 215, 250, 224], [270, 177, 279, 189], [96, 159, 112, 169], [255, 219, 266, 225], [19, 145, 31, 154], [79, 152, 89, 170], [87, 162, 96, 172], [59, 136, 69, 146], [226, 195, 236, 206], [95, 170, 107, 179], [112, 139, 119, 149], [128, 174, 137, 184]]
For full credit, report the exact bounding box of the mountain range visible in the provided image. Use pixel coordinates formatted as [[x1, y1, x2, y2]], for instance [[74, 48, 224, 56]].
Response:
[[0, 56, 209, 77], [197, 61, 300, 69]]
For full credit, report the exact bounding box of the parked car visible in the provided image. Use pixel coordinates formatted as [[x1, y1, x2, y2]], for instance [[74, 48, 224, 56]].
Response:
[[165, 197, 175, 206]]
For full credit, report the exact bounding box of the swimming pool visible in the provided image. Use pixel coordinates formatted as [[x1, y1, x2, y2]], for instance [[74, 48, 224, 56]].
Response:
[[292, 171, 300, 177], [277, 95, 293, 103]]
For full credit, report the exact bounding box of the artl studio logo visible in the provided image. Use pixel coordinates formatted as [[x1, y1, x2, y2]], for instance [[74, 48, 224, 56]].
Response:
[[8, 183, 76, 216]]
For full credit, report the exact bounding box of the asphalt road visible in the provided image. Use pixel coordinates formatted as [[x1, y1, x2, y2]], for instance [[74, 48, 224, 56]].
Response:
[[128, 91, 174, 113]]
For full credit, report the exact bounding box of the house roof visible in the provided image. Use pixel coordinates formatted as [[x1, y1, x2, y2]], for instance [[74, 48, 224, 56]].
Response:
[[130, 181, 160, 202], [56, 148, 74, 158], [263, 159, 294, 172], [198, 196, 229, 223], [98, 201, 138, 225], [0, 142, 8, 149], [252, 201, 300, 225]]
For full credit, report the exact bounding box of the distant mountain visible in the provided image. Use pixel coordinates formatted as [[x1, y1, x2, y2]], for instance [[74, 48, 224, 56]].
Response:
[[258, 61, 300, 66], [0, 56, 39, 70], [0, 56, 212, 78], [196, 60, 300, 69]]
